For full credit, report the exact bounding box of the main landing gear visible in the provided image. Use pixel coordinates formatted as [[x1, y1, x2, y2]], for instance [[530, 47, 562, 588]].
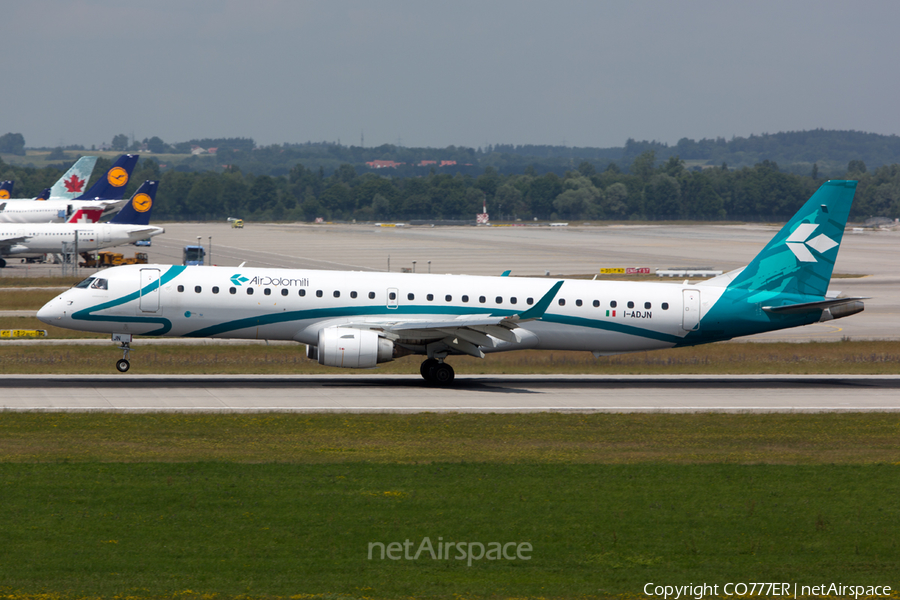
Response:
[[420, 358, 455, 385], [116, 342, 131, 372]]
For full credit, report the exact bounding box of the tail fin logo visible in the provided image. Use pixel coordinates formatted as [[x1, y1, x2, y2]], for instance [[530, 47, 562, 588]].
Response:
[[108, 167, 129, 187], [64, 174, 86, 193], [785, 223, 838, 263], [0, 190, 8, 200], [132, 193, 152, 213]]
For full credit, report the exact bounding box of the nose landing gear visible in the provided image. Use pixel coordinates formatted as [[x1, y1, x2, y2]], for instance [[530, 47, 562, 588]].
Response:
[[116, 342, 131, 372], [420, 358, 455, 385]]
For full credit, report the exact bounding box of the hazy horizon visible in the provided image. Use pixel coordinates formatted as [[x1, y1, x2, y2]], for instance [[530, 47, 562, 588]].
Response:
[[5, 1, 899, 151]]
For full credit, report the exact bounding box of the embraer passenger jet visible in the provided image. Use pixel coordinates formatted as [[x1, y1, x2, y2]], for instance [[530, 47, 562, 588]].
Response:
[[39, 181, 864, 383]]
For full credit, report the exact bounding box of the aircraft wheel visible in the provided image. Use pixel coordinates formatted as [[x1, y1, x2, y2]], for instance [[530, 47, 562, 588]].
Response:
[[116, 359, 130, 373], [420, 358, 439, 381], [432, 362, 455, 386], [0, 258, 6, 268]]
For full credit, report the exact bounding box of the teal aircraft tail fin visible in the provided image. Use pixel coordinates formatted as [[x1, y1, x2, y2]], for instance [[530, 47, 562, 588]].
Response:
[[727, 180, 857, 301]]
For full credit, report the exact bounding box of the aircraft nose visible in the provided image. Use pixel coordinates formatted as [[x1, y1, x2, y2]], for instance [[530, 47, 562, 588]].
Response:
[[37, 298, 65, 324]]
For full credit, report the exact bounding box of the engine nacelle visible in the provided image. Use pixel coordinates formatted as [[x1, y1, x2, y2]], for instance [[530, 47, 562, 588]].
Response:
[[316, 327, 394, 368]]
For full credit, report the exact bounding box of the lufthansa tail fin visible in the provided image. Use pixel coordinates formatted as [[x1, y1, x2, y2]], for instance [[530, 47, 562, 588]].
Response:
[[725, 180, 857, 301], [0, 180, 13, 199], [109, 180, 158, 225], [49, 156, 98, 199], [34, 188, 51, 200], [76, 154, 139, 200]]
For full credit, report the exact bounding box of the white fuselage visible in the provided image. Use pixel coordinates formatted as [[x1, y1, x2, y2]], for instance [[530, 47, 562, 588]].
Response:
[[0, 198, 125, 224], [0, 223, 165, 257], [37, 264, 726, 355]]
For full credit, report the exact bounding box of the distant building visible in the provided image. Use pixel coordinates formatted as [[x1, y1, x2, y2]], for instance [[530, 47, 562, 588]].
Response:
[[366, 160, 404, 169], [418, 160, 437, 167], [440, 160, 457, 167]]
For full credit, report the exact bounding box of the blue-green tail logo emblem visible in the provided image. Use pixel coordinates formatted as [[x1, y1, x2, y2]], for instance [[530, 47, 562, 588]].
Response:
[[230, 274, 250, 286]]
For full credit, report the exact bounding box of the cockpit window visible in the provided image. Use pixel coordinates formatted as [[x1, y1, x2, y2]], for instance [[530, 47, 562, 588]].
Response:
[[90, 278, 108, 290], [74, 277, 95, 289]]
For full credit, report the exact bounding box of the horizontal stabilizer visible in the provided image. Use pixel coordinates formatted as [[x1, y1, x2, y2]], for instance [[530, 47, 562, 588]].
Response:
[[762, 296, 868, 314]]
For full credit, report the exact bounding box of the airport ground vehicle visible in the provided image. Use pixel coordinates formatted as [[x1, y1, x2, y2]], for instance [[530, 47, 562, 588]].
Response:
[[80, 251, 148, 268], [183, 245, 205, 266]]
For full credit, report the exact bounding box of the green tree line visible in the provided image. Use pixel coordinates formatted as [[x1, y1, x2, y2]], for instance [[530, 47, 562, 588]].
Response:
[[2, 149, 899, 223]]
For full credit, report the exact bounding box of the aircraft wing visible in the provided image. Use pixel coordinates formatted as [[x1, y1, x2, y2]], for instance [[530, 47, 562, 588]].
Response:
[[334, 281, 564, 357], [0, 234, 30, 247]]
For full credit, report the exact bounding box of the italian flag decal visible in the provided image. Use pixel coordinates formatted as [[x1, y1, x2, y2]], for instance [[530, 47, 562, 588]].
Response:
[[606, 310, 616, 317]]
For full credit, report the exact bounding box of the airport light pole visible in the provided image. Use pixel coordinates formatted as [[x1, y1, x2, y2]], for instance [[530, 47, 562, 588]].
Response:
[[412, 261, 416, 273]]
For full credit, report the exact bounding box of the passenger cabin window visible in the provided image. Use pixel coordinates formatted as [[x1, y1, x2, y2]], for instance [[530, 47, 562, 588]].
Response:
[[575, 299, 583, 307], [427, 294, 434, 301], [592, 300, 600, 307], [627, 301, 634, 309], [195, 286, 202, 293], [316, 290, 323, 298], [558, 299, 566, 306], [281, 289, 288, 296], [510, 297, 517, 305], [213, 287, 219, 294], [644, 302, 651, 309], [462, 295, 469, 303], [445, 294, 452, 302], [407, 293, 415, 301], [247, 288, 254, 295], [350, 291, 357, 299], [527, 298, 534, 305], [662, 302, 669, 310], [610, 300, 617, 308], [389, 292, 396, 300], [495, 296, 503, 304], [264, 288, 271, 296], [177, 285, 184, 293], [229, 287, 236, 294], [368, 292, 375, 299], [479, 296, 486, 304], [334, 291, 340, 298], [299, 289, 306, 297]]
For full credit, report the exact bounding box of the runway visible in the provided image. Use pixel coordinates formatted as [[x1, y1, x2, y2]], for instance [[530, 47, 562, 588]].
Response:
[[2, 374, 899, 412]]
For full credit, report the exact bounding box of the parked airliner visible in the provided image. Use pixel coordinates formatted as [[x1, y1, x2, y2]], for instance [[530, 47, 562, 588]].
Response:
[[0, 155, 139, 224], [38, 181, 864, 383], [0, 181, 162, 267]]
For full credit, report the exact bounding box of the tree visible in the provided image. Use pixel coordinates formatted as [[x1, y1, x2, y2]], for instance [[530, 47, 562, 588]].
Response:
[[847, 160, 867, 175], [630, 150, 656, 182], [146, 136, 169, 154], [0, 133, 26, 155], [111, 134, 130, 151], [47, 147, 66, 160]]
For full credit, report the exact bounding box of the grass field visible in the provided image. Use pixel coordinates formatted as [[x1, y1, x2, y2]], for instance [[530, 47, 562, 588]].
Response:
[[0, 413, 898, 599], [0, 339, 898, 375]]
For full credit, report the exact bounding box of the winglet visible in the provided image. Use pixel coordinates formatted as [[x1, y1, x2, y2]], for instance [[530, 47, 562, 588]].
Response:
[[515, 280, 564, 321], [501, 270, 511, 277]]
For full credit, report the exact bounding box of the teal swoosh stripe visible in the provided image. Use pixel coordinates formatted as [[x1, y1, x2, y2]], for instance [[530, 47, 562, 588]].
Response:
[[72, 266, 186, 336], [186, 304, 495, 337], [543, 314, 684, 344], [185, 301, 684, 345]]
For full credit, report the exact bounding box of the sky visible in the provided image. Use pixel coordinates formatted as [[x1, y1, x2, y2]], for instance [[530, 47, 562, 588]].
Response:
[[4, 0, 899, 151]]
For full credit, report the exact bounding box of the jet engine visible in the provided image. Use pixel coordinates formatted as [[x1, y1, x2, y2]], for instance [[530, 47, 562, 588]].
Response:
[[314, 327, 394, 368]]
